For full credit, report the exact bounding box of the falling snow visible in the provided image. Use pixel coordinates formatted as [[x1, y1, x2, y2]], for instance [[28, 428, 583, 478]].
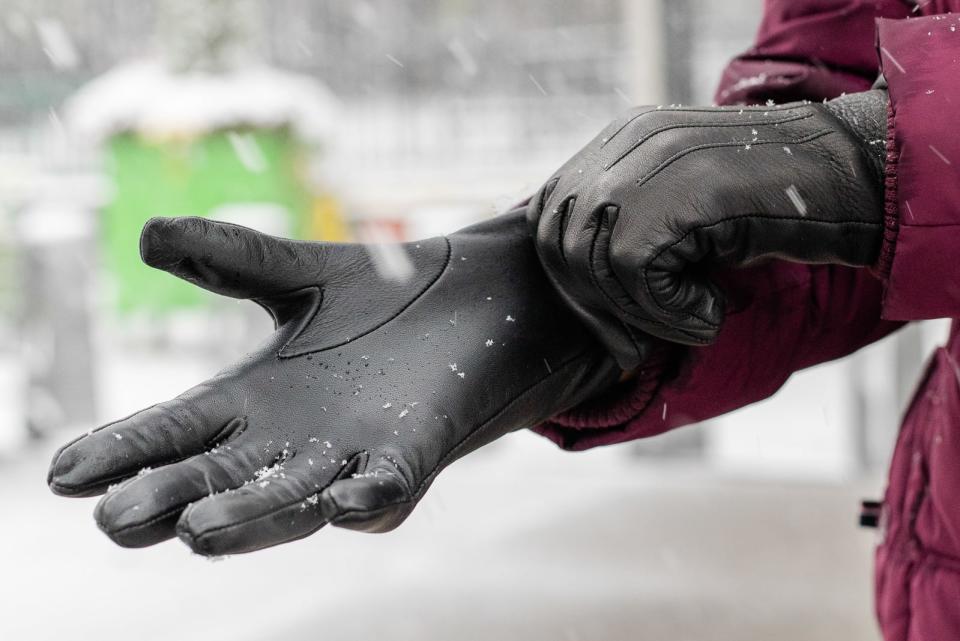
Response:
[[880, 46, 906, 74], [528, 74, 548, 95], [227, 131, 268, 173], [36, 18, 79, 70], [930, 145, 952, 165], [785, 185, 807, 216], [447, 37, 478, 76], [356, 223, 415, 283]]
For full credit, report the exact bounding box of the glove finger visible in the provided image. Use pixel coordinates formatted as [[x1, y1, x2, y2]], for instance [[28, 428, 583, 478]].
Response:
[[576, 205, 658, 367], [176, 451, 369, 556], [139, 216, 317, 299], [533, 186, 573, 271], [535, 198, 653, 368], [627, 259, 724, 345], [607, 210, 724, 345], [48, 385, 240, 497], [320, 459, 414, 533], [93, 436, 275, 548]]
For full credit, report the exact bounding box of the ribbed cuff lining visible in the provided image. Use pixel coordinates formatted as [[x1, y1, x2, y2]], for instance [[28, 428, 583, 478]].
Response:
[[871, 101, 900, 280]]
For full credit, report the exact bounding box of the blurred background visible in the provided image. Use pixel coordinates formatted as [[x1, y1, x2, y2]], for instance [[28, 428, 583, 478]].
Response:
[[0, 1, 944, 640]]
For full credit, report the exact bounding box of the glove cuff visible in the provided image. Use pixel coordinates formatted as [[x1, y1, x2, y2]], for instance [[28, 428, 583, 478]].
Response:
[[532, 342, 680, 450], [824, 89, 889, 186]]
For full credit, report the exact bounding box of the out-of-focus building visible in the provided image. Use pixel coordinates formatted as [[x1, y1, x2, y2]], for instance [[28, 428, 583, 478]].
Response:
[[0, 0, 941, 480]]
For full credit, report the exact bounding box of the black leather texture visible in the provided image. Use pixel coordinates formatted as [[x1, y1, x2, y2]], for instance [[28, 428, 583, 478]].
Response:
[[528, 90, 888, 365], [48, 210, 620, 555]]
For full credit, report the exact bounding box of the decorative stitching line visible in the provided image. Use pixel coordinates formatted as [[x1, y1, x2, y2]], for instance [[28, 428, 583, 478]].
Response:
[[274, 237, 453, 359], [636, 130, 834, 188], [604, 111, 814, 172], [103, 503, 186, 538], [600, 103, 809, 149]]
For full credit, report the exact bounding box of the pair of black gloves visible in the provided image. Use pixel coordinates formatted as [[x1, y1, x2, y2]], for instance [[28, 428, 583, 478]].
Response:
[[49, 89, 889, 555]]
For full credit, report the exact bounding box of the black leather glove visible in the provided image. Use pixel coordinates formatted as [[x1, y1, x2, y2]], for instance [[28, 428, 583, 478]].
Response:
[[528, 90, 888, 366], [47, 210, 620, 555]]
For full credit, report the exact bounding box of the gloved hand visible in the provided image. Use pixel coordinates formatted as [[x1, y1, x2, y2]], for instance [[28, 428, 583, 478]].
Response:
[[528, 90, 888, 366], [48, 210, 621, 555]]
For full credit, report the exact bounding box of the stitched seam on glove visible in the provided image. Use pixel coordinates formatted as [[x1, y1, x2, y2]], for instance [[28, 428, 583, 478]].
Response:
[[605, 112, 814, 171], [635, 130, 834, 188], [602, 103, 817, 148], [50, 470, 141, 495], [414, 347, 601, 494], [101, 503, 186, 537], [275, 237, 452, 358], [186, 492, 328, 547]]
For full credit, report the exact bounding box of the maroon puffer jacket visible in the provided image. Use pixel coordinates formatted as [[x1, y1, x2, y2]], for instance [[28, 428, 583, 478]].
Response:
[[536, 1, 960, 639]]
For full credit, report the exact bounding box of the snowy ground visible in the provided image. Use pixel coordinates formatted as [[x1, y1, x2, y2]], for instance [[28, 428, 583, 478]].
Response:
[[1, 428, 883, 641], [0, 331, 886, 641]]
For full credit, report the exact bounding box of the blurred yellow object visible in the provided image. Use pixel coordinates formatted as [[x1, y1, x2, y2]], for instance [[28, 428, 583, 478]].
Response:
[[309, 192, 352, 241]]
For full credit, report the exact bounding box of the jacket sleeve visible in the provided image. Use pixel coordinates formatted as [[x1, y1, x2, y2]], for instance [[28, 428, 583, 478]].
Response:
[[873, 13, 960, 320], [716, 0, 912, 104], [536, 263, 904, 450], [536, 0, 913, 450]]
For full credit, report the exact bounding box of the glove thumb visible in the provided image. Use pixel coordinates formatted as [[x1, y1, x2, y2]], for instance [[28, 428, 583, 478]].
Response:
[[139, 216, 316, 300]]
